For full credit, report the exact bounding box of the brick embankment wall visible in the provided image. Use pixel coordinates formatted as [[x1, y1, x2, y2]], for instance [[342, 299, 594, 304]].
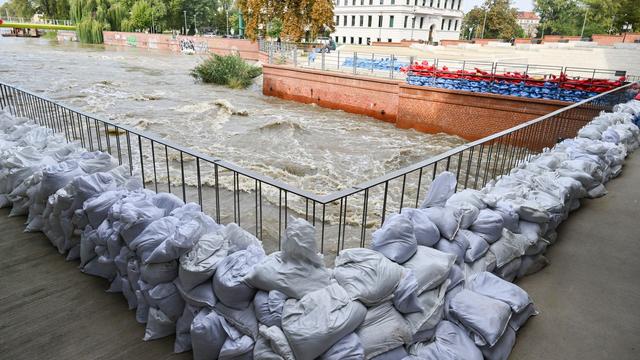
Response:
[[592, 33, 640, 46], [262, 64, 581, 142], [102, 31, 260, 61]]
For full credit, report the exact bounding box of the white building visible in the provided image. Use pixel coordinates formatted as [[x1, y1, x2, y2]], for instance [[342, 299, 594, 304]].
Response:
[[331, 0, 464, 45], [516, 11, 540, 38]]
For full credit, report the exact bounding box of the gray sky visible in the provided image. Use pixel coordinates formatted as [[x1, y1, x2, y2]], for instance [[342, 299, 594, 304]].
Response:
[[463, 0, 534, 12]]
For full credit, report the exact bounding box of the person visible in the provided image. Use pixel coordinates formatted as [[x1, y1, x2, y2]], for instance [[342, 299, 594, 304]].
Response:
[[308, 46, 317, 63]]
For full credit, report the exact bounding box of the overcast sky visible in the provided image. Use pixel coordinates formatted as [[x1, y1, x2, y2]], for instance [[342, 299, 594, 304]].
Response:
[[463, 0, 534, 12]]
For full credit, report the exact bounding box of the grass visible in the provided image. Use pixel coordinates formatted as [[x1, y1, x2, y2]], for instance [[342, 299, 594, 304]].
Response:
[[42, 31, 58, 39], [191, 54, 263, 89]]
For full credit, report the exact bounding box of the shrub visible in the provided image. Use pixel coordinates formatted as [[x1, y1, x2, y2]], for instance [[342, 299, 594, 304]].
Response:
[[191, 54, 263, 89]]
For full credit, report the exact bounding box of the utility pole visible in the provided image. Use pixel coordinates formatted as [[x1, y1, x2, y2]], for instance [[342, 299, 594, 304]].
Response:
[[481, 7, 488, 39], [580, 8, 588, 38], [183, 10, 187, 35]]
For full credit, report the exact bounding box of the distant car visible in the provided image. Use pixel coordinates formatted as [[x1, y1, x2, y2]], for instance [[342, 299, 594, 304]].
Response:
[[316, 37, 336, 53]]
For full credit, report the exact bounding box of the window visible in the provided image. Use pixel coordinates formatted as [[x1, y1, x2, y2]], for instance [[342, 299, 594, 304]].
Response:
[[359, 37, 362, 44], [389, 16, 394, 28], [336, 16, 339, 26], [335, 36, 339, 43], [343, 16, 347, 26], [388, 38, 392, 42], [368, 15, 372, 27], [406, 0, 410, 4], [377, 37, 381, 42], [370, 0, 373, 4], [352, 0, 355, 5], [441, 18, 445, 30], [360, 15, 364, 27], [422, 0, 426, 5], [391, 0, 395, 4], [361, 0, 364, 4], [350, 36, 354, 44], [412, 17, 416, 29], [437, 0, 440, 8], [404, 16, 408, 28], [420, 17, 424, 29], [351, 16, 356, 26], [343, 36, 346, 43], [444, 0, 448, 8], [344, 0, 347, 5], [454, 19, 458, 31], [430, 0, 434, 6], [451, 0, 456, 9], [380, 0, 383, 4], [378, 15, 383, 27], [366, 37, 371, 45], [447, 18, 452, 30], [457, 0, 461, 9]]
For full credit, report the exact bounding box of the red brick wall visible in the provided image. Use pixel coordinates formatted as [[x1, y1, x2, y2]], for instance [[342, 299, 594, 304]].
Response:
[[102, 32, 260, 60], [262, 65, 399, 122], [514, 38, 534, 44], [440, 40, 473, 46], [261, 65, 592, 141], [592, 33, 640, 45], [542, 35, 582, 42], [396, 84, 574, 141], [472, 38, 501, 45], [371, 41, 412, 47]]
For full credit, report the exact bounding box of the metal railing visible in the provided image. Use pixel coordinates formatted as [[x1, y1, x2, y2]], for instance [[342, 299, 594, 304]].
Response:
[[0, 16, 74, 26], [0, 81, 637, 263], [259, 40, 630, 84]]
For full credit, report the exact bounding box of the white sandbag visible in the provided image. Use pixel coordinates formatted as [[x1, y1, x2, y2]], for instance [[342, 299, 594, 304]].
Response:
[[462, 230, 490, 263], [480, 326, 516, 360], [408, 320, 483, 360], [509, 303, 538, 331], [120, 277, 137, 310], [179, 230, 228, 290], [140, 261, 178, 286], [175, 304, 200, 353], [446, 189, 488, 210], [469, 209, 504, 243], [256, 325, 296, 360], [127, 212, 176, 260], [524, 238, 549, 256], [213, 245, 265, 309], [370, 213, 417, 264], [517, 254, 549, 278], [135, 290, 149, 324], [151, 192, 185, 215], [421, 171, 457, 208], [225, 223, 263, 254], [403, 246, 455, 294], [404, 280, 449, 336], [144, 282, 185, 321], [281, 281, 367, 360], [494, 257, 522, 282], [370, 346, 409, 360], [422, 207, 462, 240], [82, 255, 117, 280], [214, 301, 259, 339], [449, 289, 512, 347], [143, 307, 176, 341], [489, 229, 530, 268], [446, 264, 464, 290], [435, 234, 470, 265], [334, 248, 403, 306], [356, 302, 412, 359], [493, 201, 520, 233], [467, 272, 532, 313], [254, 290, 287, 327], [456, 203, 481, 230], [191, 308, 228, 360], [174, 278, 217, 308], [402, 208, 440, 246], [246, 218, 331, 299], [393, 269, 423, 314], [319, 333, 365, 360], [518, 221, 542, 245], [219, 330, 254, 360]]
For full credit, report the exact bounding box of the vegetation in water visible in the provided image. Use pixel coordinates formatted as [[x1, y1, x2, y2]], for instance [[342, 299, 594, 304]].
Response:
[[191, 54, 262, 89], [42, 30, 59, 39]]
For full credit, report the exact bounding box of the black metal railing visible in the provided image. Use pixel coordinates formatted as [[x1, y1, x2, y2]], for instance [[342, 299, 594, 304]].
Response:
[[0, 81, 637, 262]]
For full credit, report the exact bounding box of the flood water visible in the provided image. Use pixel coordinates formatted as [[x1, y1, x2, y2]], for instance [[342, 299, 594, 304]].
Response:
[[0, 37, 465, 197]]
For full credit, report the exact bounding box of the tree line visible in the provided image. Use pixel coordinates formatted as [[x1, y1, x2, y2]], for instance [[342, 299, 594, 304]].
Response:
[[462, 0, 640, 40]]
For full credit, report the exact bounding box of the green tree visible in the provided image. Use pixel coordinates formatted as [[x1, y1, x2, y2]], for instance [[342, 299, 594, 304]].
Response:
[[0, 0, 36, 19], [461, 0, 522, 40]]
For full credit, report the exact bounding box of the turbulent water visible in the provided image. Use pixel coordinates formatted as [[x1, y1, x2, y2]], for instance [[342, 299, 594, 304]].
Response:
[[0, 37, 465, 197]]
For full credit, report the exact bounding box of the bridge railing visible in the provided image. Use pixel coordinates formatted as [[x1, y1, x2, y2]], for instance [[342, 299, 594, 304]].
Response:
[[0, 17, 74, 26], [0, 80, 637, 262]]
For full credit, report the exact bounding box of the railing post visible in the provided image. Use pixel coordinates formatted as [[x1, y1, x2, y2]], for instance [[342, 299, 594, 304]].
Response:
[[321, 50, 326, 71], [268, 46, 274, 64], [390, 55, 395, 79], [293, 49, 298, 67], [371, 53, 375, 73], [337, 51, 341, 70], [353, 52, 357, 75]]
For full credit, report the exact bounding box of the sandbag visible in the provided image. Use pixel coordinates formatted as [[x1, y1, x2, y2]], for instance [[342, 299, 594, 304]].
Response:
[[175, 304, 200, 353], [356, 302, 412, 359], [213, 245, 265, 309], [480, 326, 516, 360], [494, 257, 522, 282], [393, 269, 422, 314], [493, 202, 520, 233], [469, 209, 504, 243], [140, 261, 178, 286], [225, 223, 263, 254], [467, 272, 532, 313], [404, 280, 449, 336], [449, 289, 512, 347], [319, 333, 365, 360], [402, 208, 440, 246], [370, 213, 417, 264], [434, 235, 469, 265], [143, 307, 176, 341], [403, 246, 455, 294], [462, 230, 490, 263], [214, 301, 259, 339], [191, 308, 228, 360], [254, 290, 288, 327], [421, 171, 457, 208], [179, 230, 228, 290], [422, 207, 462, 240], [517, 254, 549, 278], [333, 248, 404, 306], [408, 320, 483, 360], [509, 303, 538, 331], [446, 189, 489, 210], [255, 325, 295, 360], [174, 277, 217, 308], [281, 282, 367, 360], [144, 282, 185, 321], [489, 229, 530, 268], [370, 346, 409, 360]]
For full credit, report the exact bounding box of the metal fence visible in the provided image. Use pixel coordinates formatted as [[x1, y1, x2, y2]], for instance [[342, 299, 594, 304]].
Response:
[[0, 81, 637, 263], [259, 40, 630, 84], [0, 16, 74, 26]]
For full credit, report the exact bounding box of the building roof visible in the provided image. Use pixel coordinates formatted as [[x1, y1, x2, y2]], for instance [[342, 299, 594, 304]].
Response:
[[517, 11, 540, 20]]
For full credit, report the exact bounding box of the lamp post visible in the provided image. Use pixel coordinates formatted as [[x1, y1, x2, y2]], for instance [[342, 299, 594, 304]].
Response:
[[183, 10, 187, 35], [151, 8, 154, 33], [580, 8, 588, 38], [481, 8, 488, 39], [410, 6, 416, 40], [194, 14, 197, 35]]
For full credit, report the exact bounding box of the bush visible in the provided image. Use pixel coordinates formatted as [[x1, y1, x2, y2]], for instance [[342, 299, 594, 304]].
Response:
[[191, 54, 262, 89]]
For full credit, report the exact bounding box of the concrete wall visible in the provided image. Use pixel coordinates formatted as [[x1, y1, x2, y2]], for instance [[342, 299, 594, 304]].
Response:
[[262, 65, 578, 141], [102, 32, 260, 60]]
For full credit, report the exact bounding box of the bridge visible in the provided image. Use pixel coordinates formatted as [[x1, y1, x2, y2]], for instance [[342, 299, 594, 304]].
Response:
[[0, 17, 75, 31]]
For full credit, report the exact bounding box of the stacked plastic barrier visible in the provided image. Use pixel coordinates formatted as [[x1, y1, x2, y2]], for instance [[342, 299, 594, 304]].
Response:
[[342, 57, 408, 72], [402, 62, 626, 102], [0, 96, 639, 360]]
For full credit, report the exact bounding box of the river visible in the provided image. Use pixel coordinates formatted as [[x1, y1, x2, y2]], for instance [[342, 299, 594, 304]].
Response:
[[0, 37, 465, 196]]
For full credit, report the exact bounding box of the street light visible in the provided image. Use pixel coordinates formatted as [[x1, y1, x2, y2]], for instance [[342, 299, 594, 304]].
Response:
[[580, 7, 588, 38], [481, 8, 488, 39], [194, 14, 197, 35], [183, 10, 187, 35]]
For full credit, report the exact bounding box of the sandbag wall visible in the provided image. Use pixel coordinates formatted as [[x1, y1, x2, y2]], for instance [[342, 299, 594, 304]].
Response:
[[0, 97, 639, 360]]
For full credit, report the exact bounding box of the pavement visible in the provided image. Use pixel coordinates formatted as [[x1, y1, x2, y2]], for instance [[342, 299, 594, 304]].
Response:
[[0, 154, 638, 359]]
